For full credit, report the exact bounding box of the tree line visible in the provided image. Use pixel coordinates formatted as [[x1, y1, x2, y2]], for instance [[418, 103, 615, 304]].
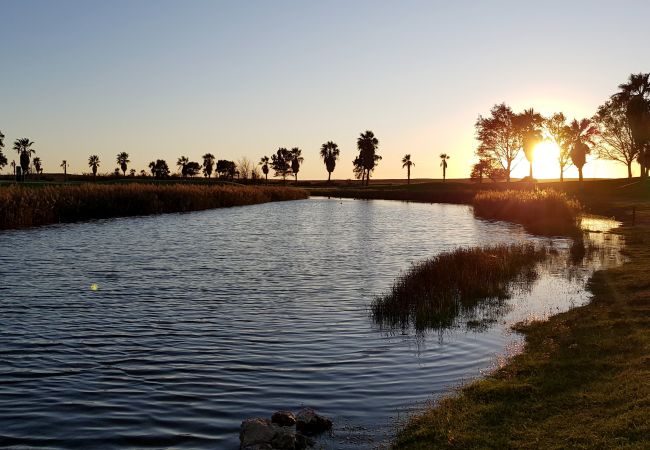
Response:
[[472, 73, 650, 182]]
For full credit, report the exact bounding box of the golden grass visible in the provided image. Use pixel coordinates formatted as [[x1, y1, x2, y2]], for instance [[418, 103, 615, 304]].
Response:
[[472, 189, 582, 236], [0, 183, 308, 229]]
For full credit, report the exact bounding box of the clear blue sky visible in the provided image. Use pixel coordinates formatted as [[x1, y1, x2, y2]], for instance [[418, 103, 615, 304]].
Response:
[[1, 0, 649, 179]]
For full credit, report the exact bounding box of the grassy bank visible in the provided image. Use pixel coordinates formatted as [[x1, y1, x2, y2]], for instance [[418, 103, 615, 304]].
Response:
[[0, 183, 308, 229], [394, 224, 650, 449], [372, 244, 547, 332], [472, 189, 581, 236]]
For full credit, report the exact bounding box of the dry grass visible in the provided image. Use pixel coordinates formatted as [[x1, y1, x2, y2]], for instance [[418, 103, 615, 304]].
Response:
[[472, 189, 582, 236], [0, 183, 308, 229], [371, 244, 547, 332]]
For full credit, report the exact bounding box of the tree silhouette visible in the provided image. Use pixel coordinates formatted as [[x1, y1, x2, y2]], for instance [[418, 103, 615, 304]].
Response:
[[88, 155, 100, 180], [259, 156, 270, 182], [568, 119, 598, 182], [271, 148, 292, 181], [184, 161, 201, 177], [129, 168, 136, 177], [116, 152, 130, 176], [439, 153, 450, 181], [216, 160, 237, 179], [475, 103, 520, 182], [470, 158, 494, 183], [202, 153, 215, 178], [0, 130, 7, 171], [60, 160, 68, 182], [516, 108, 544, 179], [357, 130, 381, 186], [13, 138, 35, 177], [613, 73, 650, 177], [319, 141, 340, 182], [33, 157, 43, 178], [402, 154, 414, 184], [149, 159, 169, 179], [593, 100, 638, 178], [545, 113, 573, 181], [177, 156, 189, 177], [290, 147, 303, 183]]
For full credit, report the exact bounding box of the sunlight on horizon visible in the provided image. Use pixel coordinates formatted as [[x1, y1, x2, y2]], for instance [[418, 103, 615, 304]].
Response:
[[533, 141, 562, 179]]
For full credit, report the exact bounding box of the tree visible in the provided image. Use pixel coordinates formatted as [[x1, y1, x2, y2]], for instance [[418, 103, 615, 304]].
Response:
[[613, 73, 650, 177], [290, 147, 303, 183], [13, 138, 35, 177], [357, 130, 381, 186], [116, 152, 130, 176], [352, 156, 365, 182], [129, 168, 136, 177], [184, 161, 201, 177], [88, 155, 100, 180], [593, 100, 638, 178], [319, 141, 340, 182], [470, 158, 494, 183], [33, 157, 43, 177], [216, 159, 237, 179], [270, 148, 292, 181], [401, 154, 414, 184], [177, 156, 189, 177], [60, 160, 68, 182], [140, 169, 147, 177], [515, 108, 544, 179], [0, 130, 7, 171], [113, 168, 121, 177], [149, 159, 170, 179], [237, 157, 254, 180], [439, 153, 450, 181], [475, 103, 520, 182], [545, 113, 573, 181], [259, 156, 270, 182], [567, 119, 598, 182], [202, 153, 215, 178]]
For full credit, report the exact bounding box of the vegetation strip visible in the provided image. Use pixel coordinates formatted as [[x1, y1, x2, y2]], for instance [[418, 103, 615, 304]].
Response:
[[0, 183, 308, 230], [393, 225, 650, 449], [372, 244, 547, 332]]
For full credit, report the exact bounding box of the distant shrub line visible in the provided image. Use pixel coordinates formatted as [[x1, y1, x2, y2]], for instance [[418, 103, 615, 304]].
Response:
[[0, 183, 308, 229]]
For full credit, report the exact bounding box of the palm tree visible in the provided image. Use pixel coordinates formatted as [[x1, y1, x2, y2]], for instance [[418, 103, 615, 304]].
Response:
[[177, 156, 189, 177], [401, 154, 414, 184], [357, 130, 380, 186], [439, 153, 450, 181], [290, 147, 303, 183], [88, 155, 100, 180], [116, 152, 130, 176], [259, 156, 270, 182], [0, 130, 7, 171], [13, 138, 35, 177], [60, 160, 68, 182], [614, 73, 650, 177], [516, 108, 544, 179], [545, 113, 572, 182], [33, 157, 43, 178], [567, 119, 598, 182], [319, 141, 340, 182], [202, 153, 215, 178]]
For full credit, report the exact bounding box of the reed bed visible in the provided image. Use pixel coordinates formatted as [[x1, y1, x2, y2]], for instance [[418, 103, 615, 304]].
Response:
[[472, 189, 582, 236], [0, 183, 308, 229], [371, 244, 547, 332]]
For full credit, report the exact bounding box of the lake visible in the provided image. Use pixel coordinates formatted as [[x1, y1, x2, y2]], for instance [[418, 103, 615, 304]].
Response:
[[0, 198, 622, 449]]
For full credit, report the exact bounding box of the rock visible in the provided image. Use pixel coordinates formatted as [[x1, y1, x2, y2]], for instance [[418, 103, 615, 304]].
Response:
[[294, 432, 315, 450], [240, 418, 275, 449], [270, 425, 295, 449], [295, 408, 332, 435], [271, 410, 296, 427]]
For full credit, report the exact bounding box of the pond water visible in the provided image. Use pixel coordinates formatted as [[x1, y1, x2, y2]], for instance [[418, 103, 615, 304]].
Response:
[[0, 198, 623, 449]]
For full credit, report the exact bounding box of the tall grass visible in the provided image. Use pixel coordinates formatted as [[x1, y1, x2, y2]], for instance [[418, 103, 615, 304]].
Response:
[[371, 244, 547, 332], [472, 189, 582, 236], [0, 183, 308, 229]]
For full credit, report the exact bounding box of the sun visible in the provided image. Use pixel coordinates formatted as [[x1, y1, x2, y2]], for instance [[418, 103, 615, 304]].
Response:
[[533, 141, 561, 180]]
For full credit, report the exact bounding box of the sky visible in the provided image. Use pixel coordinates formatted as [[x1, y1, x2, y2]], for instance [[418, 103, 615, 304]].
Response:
[[1, 0, 649, 180]]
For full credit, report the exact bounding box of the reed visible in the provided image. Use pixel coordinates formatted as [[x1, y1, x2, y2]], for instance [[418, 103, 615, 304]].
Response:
[[472, 189, 582, 235], [0, 183, 308, 229], [371, 244, 547, 332]]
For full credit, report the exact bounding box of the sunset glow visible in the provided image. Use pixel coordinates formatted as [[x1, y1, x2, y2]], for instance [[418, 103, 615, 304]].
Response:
[[533, 141, 562, 179]]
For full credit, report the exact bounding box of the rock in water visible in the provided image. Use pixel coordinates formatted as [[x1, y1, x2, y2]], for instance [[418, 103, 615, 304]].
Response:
[[295, 408, 333, 435], [240, 418, 275, 449], [271, 410, 296, 427]]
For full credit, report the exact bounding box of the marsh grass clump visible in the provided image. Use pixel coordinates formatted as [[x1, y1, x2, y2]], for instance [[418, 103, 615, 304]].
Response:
[[0, 183, 308, 229], [371, 244, 547, 332], [472, 189, 582, 236]]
